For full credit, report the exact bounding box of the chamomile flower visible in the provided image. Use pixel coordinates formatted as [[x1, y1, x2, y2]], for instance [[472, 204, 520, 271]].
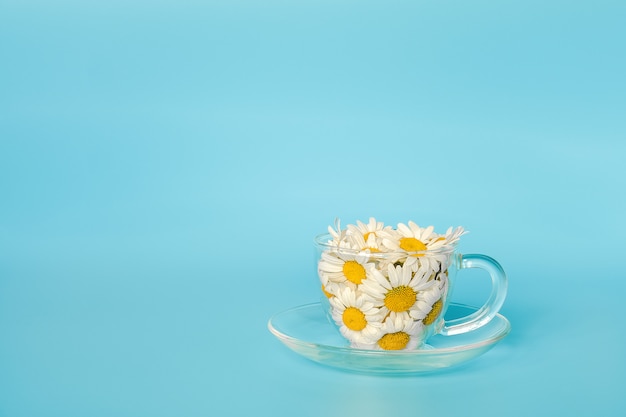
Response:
[[326, 218, 347, 246], [414, 274, 448, 327], [395, 222, 437, 250], [422, 226, 466, 255], [361, 263, 437, 321], [342, 231, 399, 272], [374, 313, 424, 351], [380, 222, 450, 272], [443, 226, 466, 246], [330, 286, 384, 345], [317, 250, 372, 290], [320, 281, 340, 299], [346, 232, 385, 255], [346, 217, 390, 243]]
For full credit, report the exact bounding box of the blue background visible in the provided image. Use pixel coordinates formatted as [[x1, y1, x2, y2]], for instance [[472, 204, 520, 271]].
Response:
[[1, 0, 625, 416]]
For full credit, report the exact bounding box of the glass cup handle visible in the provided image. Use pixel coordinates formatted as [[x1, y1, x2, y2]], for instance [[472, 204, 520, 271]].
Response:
[[440, 254, 508, 336]]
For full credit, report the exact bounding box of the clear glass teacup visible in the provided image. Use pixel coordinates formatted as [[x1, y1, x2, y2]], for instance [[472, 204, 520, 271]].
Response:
[[314, 223, 507, 351]]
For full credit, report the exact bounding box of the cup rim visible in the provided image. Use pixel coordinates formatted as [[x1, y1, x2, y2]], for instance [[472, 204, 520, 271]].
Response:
[[313, 232, 458, 257]]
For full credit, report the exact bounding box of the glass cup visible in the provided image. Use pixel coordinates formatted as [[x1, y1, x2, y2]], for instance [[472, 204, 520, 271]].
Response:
[[314, 233, 507, 351]]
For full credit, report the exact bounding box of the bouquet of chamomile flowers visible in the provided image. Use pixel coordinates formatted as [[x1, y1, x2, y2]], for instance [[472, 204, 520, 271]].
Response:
[[315, 218, 466, 351]]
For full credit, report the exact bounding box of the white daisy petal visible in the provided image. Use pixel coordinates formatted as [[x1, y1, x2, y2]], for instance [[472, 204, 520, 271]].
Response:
[[374, 314, 425, 351], [329, 286, 384, 346]]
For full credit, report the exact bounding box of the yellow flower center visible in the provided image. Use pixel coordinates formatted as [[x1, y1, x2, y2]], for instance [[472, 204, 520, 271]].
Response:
[[399, 237, 426, 256], [343, 260, 366, 284], [378, 331, 410, 350], [423, 299, 443, 326], [342, 307, 367, 331], [321, 285, 333, 298], [364, 247, 381, 253], [384, 285, 417, 312]]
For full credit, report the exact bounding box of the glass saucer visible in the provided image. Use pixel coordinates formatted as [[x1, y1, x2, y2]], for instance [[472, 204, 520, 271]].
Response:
[[268, 302, 510, 375]]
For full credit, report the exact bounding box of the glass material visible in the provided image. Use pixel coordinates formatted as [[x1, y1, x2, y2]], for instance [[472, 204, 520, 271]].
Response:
[[268, 302, 511, 375], [314, 232, 508, 349]]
